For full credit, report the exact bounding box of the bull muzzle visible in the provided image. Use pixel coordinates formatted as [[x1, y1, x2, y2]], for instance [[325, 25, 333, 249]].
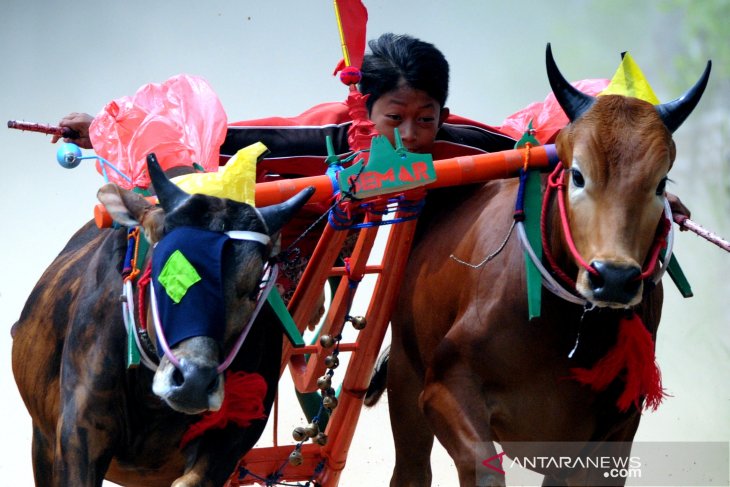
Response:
[[152, 337, 224, 414], [587, 261, 642, 306]]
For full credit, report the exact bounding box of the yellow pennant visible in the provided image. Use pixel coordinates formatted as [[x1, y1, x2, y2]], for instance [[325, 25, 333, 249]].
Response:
[[599, 52, 661, 105], [172, 142, 265, 206]]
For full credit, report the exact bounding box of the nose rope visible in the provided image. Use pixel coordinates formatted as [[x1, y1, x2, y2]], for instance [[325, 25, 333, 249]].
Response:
[[540, 165, 581, 288], [150, 283, 183, 369], [550, 166, 601, 278], [216, 264, 278, 373], [637, 215, 671, 280]]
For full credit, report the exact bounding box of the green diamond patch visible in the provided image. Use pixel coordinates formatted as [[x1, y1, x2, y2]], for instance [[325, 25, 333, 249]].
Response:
[[157, 250, 201, 303]]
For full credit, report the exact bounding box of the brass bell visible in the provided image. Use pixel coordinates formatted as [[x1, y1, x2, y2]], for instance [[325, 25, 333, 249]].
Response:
[[319, 334, 336, 348], [317, 375, 332, 390], [324, 355, 339, 369], [314, 432, 328, 446], [292, 426, 307, 442], [323, 395, 339, 409], [304, 422, 319, 438], [288, 449, 303, 466], [350, 315, 367, 330]]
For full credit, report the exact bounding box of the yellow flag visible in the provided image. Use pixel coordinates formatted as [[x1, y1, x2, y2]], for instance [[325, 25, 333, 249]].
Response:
[[172, 142, 265, 206], [599, 52, 661, 104]]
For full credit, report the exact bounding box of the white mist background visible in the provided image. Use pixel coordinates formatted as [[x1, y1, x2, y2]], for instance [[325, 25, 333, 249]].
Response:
[[1, 1, 728, 485]]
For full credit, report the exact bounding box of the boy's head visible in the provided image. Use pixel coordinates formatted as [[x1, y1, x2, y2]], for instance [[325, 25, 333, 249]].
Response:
[[360, 33, 449, 111], [359, 33, 450, 154]]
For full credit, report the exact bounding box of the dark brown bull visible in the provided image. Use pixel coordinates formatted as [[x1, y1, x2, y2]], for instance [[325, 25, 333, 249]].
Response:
[[367, 46, 711, 486], [12, 154, 314, 486]]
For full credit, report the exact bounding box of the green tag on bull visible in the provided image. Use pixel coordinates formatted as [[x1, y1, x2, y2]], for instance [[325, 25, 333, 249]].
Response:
[[337, 131, 436, 199], [666, 253, 693, 298], [157, 250, 201, 303], [516, 122, 544, 320], [127, 327, 141, 368]]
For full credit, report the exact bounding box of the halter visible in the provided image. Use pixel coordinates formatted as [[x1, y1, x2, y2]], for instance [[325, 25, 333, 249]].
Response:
[[516, 164, 674, 306], [122, 228, 277, 373]]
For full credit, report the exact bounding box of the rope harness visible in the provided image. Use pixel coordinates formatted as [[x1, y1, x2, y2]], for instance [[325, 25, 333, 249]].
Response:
[[540, 164, 673, 290], [121, 224, 276, 374]]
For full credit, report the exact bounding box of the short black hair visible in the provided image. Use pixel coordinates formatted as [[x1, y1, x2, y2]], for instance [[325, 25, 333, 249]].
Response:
[[359, 33, 450, 113]]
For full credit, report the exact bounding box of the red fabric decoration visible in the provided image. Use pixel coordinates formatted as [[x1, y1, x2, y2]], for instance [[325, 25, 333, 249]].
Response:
[[499, 79, 610, 144], [570, 313, 666, 412], [180, 371, 268, 449]]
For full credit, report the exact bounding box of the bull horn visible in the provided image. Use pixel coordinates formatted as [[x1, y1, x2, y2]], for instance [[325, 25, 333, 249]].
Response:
[[656, 61, 712, 133], [258, 186, 316, 236], [147, 153, 189, 213], [546, 43, 596, 122]]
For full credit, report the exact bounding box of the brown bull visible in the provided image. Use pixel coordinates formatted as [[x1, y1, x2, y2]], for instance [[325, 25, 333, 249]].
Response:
[[12, 154, 313, 486], [368, 46, 711, 486]]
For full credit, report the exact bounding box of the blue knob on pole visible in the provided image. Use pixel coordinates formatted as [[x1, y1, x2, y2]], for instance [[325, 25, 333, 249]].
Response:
[[57, 143, 83, 169]]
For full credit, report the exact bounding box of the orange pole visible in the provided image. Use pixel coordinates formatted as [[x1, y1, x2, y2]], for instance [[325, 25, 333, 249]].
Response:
[[427, 143, 558, 189], [93, 145, 557, 227], [253, 144, 558, 206]]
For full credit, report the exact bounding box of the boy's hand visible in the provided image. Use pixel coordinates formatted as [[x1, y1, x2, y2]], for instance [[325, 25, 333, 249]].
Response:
[[51, 112, 94, 149]]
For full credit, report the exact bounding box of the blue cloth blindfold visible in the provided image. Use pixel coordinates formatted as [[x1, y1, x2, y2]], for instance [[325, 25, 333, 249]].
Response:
[[152, 226, 230, 353]]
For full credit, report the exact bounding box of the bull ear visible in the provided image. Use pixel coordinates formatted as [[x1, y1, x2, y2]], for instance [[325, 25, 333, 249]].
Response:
[[147, 153, 189, 213], [258, 186, 316, 236], [97, 183, 165, 242], [655, 61, 711, 133], [546, 43, 596, 122]]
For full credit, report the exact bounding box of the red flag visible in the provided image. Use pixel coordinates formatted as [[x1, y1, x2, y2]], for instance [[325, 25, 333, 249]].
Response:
[[334, 0, 368, 70]]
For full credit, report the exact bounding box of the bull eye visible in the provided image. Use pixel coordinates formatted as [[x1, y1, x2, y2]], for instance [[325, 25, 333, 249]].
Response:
[[570, 168, 585, 188], [656, 177, 668, 196]]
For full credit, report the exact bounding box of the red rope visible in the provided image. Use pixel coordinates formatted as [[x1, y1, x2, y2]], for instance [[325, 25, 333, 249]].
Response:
[[637, 215, 670, 280], [540, 165, 579, 288], [137, 263, 152, 331], [553, 168, 600, 277]]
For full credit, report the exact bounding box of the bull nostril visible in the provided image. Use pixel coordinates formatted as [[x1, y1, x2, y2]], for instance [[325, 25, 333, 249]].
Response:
[[207, 374, 220, 395], [172, 367, 185, 387], [624, 277, 641, 296], [588, 265, 605, 288]]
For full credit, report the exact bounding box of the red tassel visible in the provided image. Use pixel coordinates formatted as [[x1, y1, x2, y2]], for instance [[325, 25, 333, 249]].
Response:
[[570, 313, 666, 412], [180, 371, 268, 449]]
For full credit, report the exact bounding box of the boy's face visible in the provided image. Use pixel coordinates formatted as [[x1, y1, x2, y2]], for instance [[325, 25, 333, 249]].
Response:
[[369, 84, 448, 154]]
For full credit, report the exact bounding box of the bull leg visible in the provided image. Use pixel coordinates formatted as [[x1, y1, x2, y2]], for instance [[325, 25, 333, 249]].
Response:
[[54, 336, 123, 487], [387, 339, 435, 487], [563, 415, 640, 487], [32, 424, 54, 486], [420, 362, 504, 487], [54, 399, 118, 487]]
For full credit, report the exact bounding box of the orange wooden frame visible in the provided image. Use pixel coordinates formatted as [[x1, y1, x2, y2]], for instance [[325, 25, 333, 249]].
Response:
[[225, 145, 557, 486]]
